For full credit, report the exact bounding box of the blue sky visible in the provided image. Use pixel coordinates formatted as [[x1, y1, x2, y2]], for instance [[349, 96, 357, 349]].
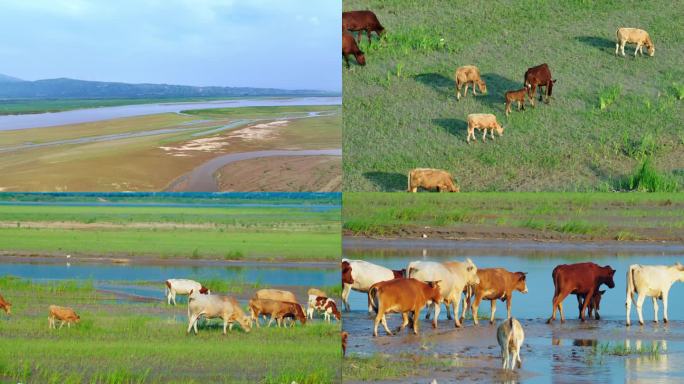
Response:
[[0, 0, 341, 91]]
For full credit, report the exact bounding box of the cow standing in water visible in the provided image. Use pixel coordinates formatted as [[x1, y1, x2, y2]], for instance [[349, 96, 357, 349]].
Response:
[[547, 262, 616, 323], [341, 259, 397, 312], [626, 263, 684, 326], [165, 279, 210, 306]]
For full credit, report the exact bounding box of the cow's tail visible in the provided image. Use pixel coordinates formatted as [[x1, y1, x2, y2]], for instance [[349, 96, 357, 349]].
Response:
[[406, 262, 417, 279], [626, 265, 638, 306], [368, 286, 380, 313]]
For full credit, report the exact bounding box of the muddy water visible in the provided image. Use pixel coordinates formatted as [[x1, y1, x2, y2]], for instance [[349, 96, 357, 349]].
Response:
[[343, 239, 684, 383], [0, 96, 341, 131]]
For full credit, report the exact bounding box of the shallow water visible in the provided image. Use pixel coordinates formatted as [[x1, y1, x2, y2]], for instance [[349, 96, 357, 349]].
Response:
[[343, 239, 684, 383], [0, 96, 341, 131]]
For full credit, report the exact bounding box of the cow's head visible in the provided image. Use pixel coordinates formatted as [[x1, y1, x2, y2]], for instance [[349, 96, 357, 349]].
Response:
[[296, 304, 307, 325], [674, 262, 684, 282], [355, 51, 366, 66], [240, 315, 252, 333], [199, 286, 210, 295], [515, 272, 528, 294], [2, 303, 11, 315], [477, 79, 487, 94], [646, 40, 655, 56], [74, 314, 81, 323], [602, 266, 616, 288], [495, 122, 504, 137], [341, 261, 354, 286], [465, 258, 480, 285], [426, 280, 443, 303]]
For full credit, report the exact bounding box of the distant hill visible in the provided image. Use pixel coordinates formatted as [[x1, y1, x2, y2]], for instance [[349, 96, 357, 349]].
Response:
[[0, 74, 336, 99]]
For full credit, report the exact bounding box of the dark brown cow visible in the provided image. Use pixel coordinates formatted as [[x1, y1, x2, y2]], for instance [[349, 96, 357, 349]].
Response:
[[524, 63, 556, 105], [392, 269, 406, 278], [341, 331, 349, 356], [343, 31, 366, 69], [577, 290, 605, 320], [547, 262, 615, 323], [342, 10, 384, 44], [0, 293, 11, 315], [368, 278, 442, 336], [462, 268, 528, 325]]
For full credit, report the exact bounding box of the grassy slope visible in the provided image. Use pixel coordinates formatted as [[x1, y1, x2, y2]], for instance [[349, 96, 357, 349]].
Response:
[[343, 0, 684, 191], [0, 204, 341, 261], [0, 279, 340, 384], [343, 192, 684, 240]]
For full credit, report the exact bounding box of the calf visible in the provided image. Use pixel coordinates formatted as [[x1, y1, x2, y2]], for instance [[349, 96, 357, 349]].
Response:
[[615, 28, 655, 57], [547, 262, 616, 323], [466, 113, 504, 144], [0, 293, 11, 316], [48, 305, 80, 329], [314, 296, 341, 323], [504, 86, 531, 116], [497, 318, 524, 370], [461, 268, 528, 325], [342, 10, 385, 44], [306, 288, 327, 319], [524, 63, 556, 105], [626, 263, 684, 326], [368, 278, 442, 336], [187, 292, 251, 334], [407, 168, 460, 193], [165, 279, 209, 306], [576, 290, 605, 320], [454, 65, 487, 101], [343, 31, 366, 69]]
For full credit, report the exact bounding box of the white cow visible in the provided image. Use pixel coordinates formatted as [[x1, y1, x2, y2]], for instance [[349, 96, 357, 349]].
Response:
[[497, 317, 524, 370], [341, 259, 396, 312], [306, 288, 327, 319], [165, 279, 210, 306], [407, 259, 480, 328], [187, 291, 251, 335], [626, 263, 684, 326]]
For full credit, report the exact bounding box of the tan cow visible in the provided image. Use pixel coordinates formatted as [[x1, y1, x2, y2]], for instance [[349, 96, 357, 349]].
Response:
[[0, 293, 11, 316], [497, 318, 524, 370], [461, 268, 528, 325], [254, 289, 297, 303], [615, 28, 654, 57], [187, 292, 251, 334], [407, 168, 460, 193], [466, 113, 504, 143], [368, 278, 442, 337], [48, 305, 80, 329], [455, 65, 487, 100]]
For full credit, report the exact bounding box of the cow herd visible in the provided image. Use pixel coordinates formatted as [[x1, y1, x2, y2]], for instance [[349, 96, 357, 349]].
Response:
[[342, 10, 658, 193], [341, 258, 684, 370], [0, 278, 340, 336]]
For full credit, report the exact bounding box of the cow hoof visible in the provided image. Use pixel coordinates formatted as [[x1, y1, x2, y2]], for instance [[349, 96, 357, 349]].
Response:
[[546, 319, 552, 324], [664, 319, 669, 323], [639, 321, 644, 326], [560, 319, 566, 324], [432, 322, 437, 329], [626, 323, 631, 327]]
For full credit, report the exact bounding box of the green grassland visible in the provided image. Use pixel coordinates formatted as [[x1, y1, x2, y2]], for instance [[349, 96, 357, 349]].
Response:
[[0, 278, 340, 383], [0, 199, 341, 261], [343, 192, 684, 240], [343, 0, 684, 192]]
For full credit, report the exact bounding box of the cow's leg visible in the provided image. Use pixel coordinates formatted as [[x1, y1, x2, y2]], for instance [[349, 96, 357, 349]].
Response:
[[490, 300, 497, 324], [444, 301, 453, 320], [621, 42, 626, 56], [490, 128, 495, 140], [662, 290, 670, 323], [373, 312, 382, 337], [171, 290, 176, 306], [505, 101, 511, 116], [456, 82, 462, 100], [559, 301, 565, 323], [397, 312, 409, 333], [367, 294, 373, 313], [502, 345, 509, 369], [580, 289, 593, 322], [267, 315, 275, 327], [639, 45, 644, 56], [356, 30, 362, 44], [433, 301, 441, 328], [471, 295, 482, 325], [425, 303, 431, 320], [342, 284, 352, 312], [577, 295, 584, 319], [223, 319, 228, 335], [636, 293, 646, 325], [381, 313, 393, 336], [652, 296, 659, 323], [615, 42, 620, 56], [187, 314, 199, 334], [482, 128, 487, 142], [413, 309, 421, 335], [367, 29, 372, 45], [463, 83, 469, 97], [453, 294, 462, 328], [626, 291, 632, 326], [472, 82, 478, 96], [634, 43, 640, 57]]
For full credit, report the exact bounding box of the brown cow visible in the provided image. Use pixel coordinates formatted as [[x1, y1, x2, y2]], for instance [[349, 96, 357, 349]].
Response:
[[0, 293, 11, 315], [407, 168, 460, 193], [342, 260, 354, 288], [249, 298, 306, 327], [504, 86, 531, 116], [48, 305, 80, 329], [524, 63, 556, 105], [342, 10, 385, 44], [343, 31, 366, 69], [341, 331, 349, 356], [368, 278, 442, 337], [461, 268, 528, 325], [547, 262, 615, 323], [577, 290, 605, 320]]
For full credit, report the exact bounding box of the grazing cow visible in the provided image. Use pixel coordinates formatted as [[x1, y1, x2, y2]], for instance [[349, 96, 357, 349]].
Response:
[[524, 63, 556, 105], [0, 293, 11, 315], [187, 292, 251, 334], [343, 31, 366, 69], [576, 290, 605, 320], [249, 298, 306, 327], [165, 279, 209, 306], [407, 259, 479, 328], [48, 305, 80, 329], [626, 263, 684, 326], [341, 259, 396, 312], [368, 278, 442, 336], [466, 113, 504, 144], [615, 28, 655, 57], [497, 318, 524, 370], [341, 331, 349, 356], [547, 262, 616, 323], [407, 168, 460, 193], [454, 65, 487, 101], [342, 10, 384, 44], [254, 288, 297, 303], [461, 268, 528, 325], [306, 288, 328, 319], [314, 296, 341, 323], [272, 301, 307, 327], [504, 86, 531, 116]]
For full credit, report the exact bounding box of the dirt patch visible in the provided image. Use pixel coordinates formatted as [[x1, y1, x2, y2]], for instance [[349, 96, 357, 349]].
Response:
[[215, 155, 341, 192]]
